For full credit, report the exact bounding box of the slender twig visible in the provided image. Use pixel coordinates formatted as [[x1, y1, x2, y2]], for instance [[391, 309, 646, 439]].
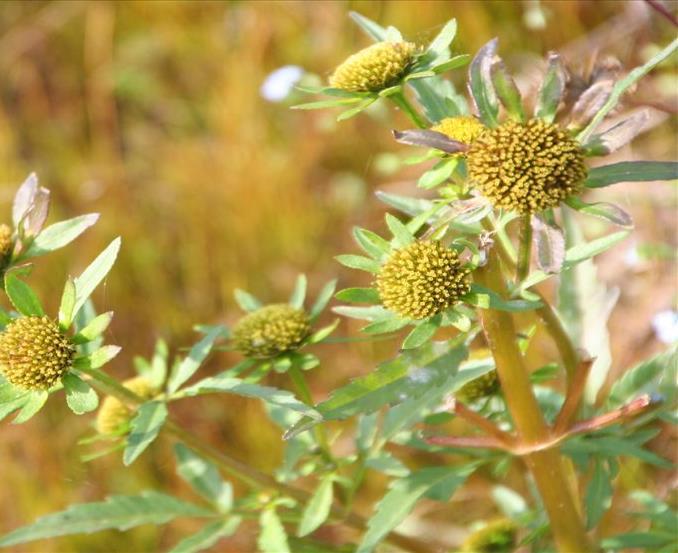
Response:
[[79, 367, 439, 553], [388, 90, 428, 128], [453, 400, 515, 446], [554, 356, 594, 434]]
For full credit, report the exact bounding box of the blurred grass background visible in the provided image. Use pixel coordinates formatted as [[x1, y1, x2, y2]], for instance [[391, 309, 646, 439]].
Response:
[[0, 1, 675, 551]]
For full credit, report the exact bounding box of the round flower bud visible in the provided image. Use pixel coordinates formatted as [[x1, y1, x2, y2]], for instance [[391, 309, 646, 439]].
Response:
[[329, 41, 417, 92], [96, 377, 156, 435], [232, 304, 311, 359], [0, 316, 74, 390], [0, 224, 13, 257], [432, 116, 485, 147], [467, 119, 587, 214], [456, 370, 500, 403], [461, 518, 517, 552], [376, 241, 471, 320]]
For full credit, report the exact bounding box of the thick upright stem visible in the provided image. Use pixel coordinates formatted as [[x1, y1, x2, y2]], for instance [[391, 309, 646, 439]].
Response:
[[474, 254, 594, 553], [516, 214, 532, 282]]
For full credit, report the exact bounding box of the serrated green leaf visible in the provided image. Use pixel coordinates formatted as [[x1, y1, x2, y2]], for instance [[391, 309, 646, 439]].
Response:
[[297, 474, 334, 537], [4, 270, 44, 317], [335, 254, 381, 273], [356, 466, 475, 553], [335, 287, 380, 303], [578, 37, 678, 143], [168, 519, 240, 553], [23, 214, 99, 258], [585, 161, 678, 188], [284, 344, 466, 439], [179, 374, 320, 418], [58, 278, 76, 330], [0, 492, 212, 547], [289, 274, 307, 309], [63, 373, 99, 415], [73, 237, 121, 318], [385, 213, 414, 247], [175, 444, 233, 512], [468, 38, 499, 127], [586, 460, 613, 529], [258, 508, 290, 553], [168, 327, 223, 394], [233, 289, 261, 312], [123, 401, 168, 465]]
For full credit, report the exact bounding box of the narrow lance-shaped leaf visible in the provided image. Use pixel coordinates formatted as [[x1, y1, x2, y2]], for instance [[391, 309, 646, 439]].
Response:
[[73, 237, 122, 318], [12, 173, 38, 228], [289, 274, 307, 309], [535, 52, 567, 123], [349, 10, 387, 41], [468, 38, 499, 127], [258, 508, 290, 553], [23, 214, 100, 258], [58, 277, 76, 330], [385, 213, 415, 247], [584, 109, 649, 155], [490, 56, 525, 122], [309, 279, 337, 320], [167, 327, 224, 394], [425, 19, 457, 60], [297, 474, 334, 537], [401, 316, 440, 350], [72, 312, 114, 344], [168, 519, 241, 553], [585, 460, 613, 529], [392, 129, 468, 154], [123, 401, 169, 466], [22, 186, 50, 238], [0, 492, 213, 547], [4, 269, 44, 317], [531, 214, 565, 274], [578, 37, 678, 143], [585, 161, 678, 188], [175, 444, 233, 512], [565, 197, 633, 228]]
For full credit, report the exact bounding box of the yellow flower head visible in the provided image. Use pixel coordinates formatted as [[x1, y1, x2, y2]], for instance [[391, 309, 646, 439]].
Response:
[[377, 241, 471, 320], [96, 376, 157, 435], [330, 41, 417, 92], [461, 518, 517, 552], [456, 370, 500, 403], [432, 116, 486, 146], [0, 224, 12, 257], [467, 119, 587, 214], [0, 316, 74, 390], [232, 304, 311, 358]]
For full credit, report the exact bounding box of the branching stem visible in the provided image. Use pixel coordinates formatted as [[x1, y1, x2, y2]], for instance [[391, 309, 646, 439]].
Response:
[[389, 90, 428, 128]]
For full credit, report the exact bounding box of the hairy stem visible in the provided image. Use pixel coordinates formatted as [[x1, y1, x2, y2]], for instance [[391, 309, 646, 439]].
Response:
[[389, 90, 428, 128], [474, 254, 594, 553], [80, 367, 438, 553]]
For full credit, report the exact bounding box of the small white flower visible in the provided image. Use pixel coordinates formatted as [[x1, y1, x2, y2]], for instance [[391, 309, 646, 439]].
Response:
[[651, 309, 678, 344], [260, 65, 303, 102]]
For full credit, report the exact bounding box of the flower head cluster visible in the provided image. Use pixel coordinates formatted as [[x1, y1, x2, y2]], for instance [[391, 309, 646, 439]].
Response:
[[96, 376, 157, 435], [432, 116, 486, 147], [467, 119, 587, 213], [456, 370, 499, 403], [0, 224, 12, 258], [0, 316, 74, 390], [233, 304, 311, 358], [330, 41, 416, 92], [461, 518, 517, 552], [377, 241, 471, 320]]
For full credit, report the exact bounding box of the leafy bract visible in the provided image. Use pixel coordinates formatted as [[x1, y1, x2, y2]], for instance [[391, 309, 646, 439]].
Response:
[[123, 401, 169, 465]]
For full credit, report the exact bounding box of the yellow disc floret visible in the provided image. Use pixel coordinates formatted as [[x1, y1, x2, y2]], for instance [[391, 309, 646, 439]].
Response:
[[432, 116, 486, 146], [0, 224, 13, 258], [0, 316, 74, 390], [376, 241, 471, 320], [461, 518, 517, 552], [467, 119, 587, 214], [330, 41, 417, 92], [96, 376, 157, 435], [232, 304, 311, 358], [456, 370, 500, 403]]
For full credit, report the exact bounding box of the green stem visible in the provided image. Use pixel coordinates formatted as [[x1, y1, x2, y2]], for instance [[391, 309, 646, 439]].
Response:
[[474, 254, 594, 553], [288, 364, 334, 465], [80, 367, 437, 553], [389, 90, 428, 128], [516, 214, 532, 282]]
